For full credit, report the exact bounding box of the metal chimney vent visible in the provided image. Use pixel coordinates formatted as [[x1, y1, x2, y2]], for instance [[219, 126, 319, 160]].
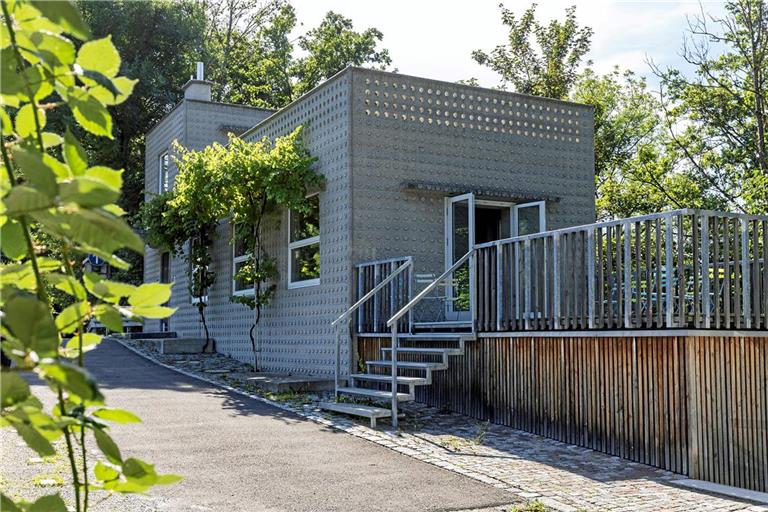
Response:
[[196, 62, 204, 81]]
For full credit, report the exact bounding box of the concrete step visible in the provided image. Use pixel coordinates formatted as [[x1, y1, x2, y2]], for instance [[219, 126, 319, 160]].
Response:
[[350, 374, 429, 386], [337, 386, 412, 402], [366, 360, 447, 371], [319, 402, 390, 428]]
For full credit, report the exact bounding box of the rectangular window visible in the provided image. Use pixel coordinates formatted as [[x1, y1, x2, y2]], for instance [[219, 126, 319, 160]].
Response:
[[288, 194, 320, 288], [513, 201, 546, 237], [159, 152, 169, 193], [232, 228, 253, 296]]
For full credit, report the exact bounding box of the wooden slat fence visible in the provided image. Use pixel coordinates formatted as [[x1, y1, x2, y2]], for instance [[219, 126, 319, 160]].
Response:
[[356, 257, 412, 334], [476, 210, 768, 332], [358, 334, 768, 492]]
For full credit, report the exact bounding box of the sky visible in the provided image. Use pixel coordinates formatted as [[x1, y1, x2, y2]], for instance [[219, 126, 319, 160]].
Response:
[[290, 0, 729, 89]]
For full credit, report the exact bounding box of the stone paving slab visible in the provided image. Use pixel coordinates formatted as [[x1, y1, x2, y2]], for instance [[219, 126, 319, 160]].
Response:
[[119, 339, 768, 512]]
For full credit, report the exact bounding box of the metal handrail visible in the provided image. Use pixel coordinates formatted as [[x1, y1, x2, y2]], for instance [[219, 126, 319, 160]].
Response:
[[331, 258, 413, 399], [331, 258, 412, 328], [387, 249, 472, 327], [384, 249, 475, 429]]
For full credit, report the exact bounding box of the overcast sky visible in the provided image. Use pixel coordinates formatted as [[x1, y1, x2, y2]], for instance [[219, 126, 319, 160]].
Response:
[[291, 0, 728, 89]]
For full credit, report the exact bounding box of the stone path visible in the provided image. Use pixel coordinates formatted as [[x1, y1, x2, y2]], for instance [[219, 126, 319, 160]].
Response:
[[120, 339, 767, 512]]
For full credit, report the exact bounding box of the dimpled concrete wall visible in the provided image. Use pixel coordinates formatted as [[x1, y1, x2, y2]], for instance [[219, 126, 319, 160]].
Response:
[[349, 68, 595, 280], [143, 100, 272, 333], [155, 72, 353, 374]]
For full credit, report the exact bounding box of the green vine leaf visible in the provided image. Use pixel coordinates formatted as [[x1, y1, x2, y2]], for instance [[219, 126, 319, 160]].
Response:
[[54, 300, 90, 334], [2, 185, 54, 215], [27, 493, 68, 512]]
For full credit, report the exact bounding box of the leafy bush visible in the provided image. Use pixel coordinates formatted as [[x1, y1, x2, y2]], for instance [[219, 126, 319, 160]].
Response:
[[1, 1, 179, 510]]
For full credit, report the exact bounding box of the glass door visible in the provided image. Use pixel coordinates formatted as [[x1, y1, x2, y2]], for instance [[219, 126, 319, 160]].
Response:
[[445, 194, 474, 321]]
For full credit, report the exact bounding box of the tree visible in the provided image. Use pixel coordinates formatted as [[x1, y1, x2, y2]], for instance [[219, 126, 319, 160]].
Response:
[[653, 0, 768, 214], [205, 4, 392, 108], [292, 11, 392, 96], [70, 1, 207, 284], [1, 1, 178, 510], [141, 143, 230, 352], [221, 129, 321, 369], [472, 3, 593, 99]]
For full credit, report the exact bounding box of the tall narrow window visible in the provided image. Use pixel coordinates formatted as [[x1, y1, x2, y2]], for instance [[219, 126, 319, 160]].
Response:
[[232, 229, 253, 296], [160, 252, 171, 331], [159, 152, 169, 193], [288, 194, 320, 288]]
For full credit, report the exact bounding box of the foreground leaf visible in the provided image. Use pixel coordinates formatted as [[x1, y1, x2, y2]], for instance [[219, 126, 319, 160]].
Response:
[[0, 372, 30, 407], [40, 361, 103, 402], [93, 408, 141, 424], [93, 427, 122, 464]]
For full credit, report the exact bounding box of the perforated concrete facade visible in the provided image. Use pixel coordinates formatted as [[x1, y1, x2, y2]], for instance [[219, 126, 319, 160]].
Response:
[[350, 69, 595, 279], [143, 67, 595, 376], [143, 99, 272, 338]]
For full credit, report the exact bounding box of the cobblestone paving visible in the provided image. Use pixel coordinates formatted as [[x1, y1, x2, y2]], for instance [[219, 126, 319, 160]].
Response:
[[120, 339, 767, 512]]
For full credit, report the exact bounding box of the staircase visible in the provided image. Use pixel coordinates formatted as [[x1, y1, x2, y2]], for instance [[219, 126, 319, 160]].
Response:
[[319, 332, 470, 428]]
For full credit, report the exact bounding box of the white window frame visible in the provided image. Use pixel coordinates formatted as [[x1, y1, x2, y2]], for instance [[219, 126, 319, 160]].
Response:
[[231, 229, 253, 297], [287, 194, 320, 289], [158, 152, 170, 193], [512, 200, 546, 237]]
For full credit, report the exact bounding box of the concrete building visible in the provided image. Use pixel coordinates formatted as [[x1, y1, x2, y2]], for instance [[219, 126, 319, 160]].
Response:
[[143, 66, 596, 376]]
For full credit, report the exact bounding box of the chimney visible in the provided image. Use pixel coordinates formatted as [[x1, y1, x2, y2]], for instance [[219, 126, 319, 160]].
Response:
[[182, 61, 213, 102]]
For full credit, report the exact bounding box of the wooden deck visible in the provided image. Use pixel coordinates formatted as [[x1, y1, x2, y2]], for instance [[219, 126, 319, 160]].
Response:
[[349, 209, 768, 492]]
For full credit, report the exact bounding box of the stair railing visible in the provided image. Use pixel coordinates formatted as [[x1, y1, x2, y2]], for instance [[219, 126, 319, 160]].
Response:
[[385, 249, 476, 428], [331, 257, 413, 400]]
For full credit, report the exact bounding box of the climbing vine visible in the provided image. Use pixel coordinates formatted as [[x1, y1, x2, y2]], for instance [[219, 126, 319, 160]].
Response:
[[1, 1, 179, 510], [141, 130, 321, 369]]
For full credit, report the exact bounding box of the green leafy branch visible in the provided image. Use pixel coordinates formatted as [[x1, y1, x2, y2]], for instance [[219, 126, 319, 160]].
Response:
[[1, 1, 179, 510]]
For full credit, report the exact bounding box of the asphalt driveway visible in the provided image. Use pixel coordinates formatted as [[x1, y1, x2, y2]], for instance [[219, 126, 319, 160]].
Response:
[[76, 341, 514, 511]]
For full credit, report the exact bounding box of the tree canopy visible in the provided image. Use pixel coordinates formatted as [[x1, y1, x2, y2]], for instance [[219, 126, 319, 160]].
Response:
[[476, 0, 768, 218]]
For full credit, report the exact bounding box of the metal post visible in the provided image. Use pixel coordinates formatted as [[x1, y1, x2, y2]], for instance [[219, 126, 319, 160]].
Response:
[[470, 250, 478, 333], [553, 233, 561, 329], [623, 222, 632, 328], [701, 214, 710, 328], [335, 329, 341, 400], [524, 239, 532, 330], [741, 218, 751, 328], [587, 227, 595, 329], [496, 242, 503, 331], [390, 323, 398, 429]]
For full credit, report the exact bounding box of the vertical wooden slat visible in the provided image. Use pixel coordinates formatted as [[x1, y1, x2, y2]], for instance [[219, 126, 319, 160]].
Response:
[[665, 215, 674, 328], [741, 219, 751, 328]]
